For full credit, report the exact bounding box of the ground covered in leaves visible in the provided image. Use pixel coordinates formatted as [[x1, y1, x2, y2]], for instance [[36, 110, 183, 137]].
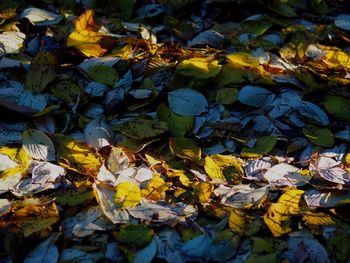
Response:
[[1, 0, 350, 262]]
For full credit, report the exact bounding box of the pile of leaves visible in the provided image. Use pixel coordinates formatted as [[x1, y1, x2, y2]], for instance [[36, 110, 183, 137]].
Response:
[[1, 0, 350, 262]]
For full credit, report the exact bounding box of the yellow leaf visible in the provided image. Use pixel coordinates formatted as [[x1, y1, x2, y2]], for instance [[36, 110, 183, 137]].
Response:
[[67, 31, 107, 58], [228, 209, 246, 235], [263, 203, 291, 237], [177, 57, 222, 79], [0, 146, 29, 168], [74, 9, 97, 31], [57, 136, 103, 176], [204, 156, 224, 180], [263, 189, 304, 237], [204, 154, 243, 184], [191, 182, 214, 203], [66, 9, 112, 57], [303, 211, 336, 235], [114, 181, 141, 208], [169, 137, 201, 162], [7, 203, 59, 237], [345, 153, 350, 166], [278, 189, 304, 215], [141, 176, 171, 201], [226, 52, 260, 68]]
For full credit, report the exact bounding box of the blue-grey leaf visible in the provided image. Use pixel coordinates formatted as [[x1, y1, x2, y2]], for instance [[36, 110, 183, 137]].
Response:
[[168, 88, 208, 116], [238, 85, 275, 107], [335, 14, 350, 31], [295, 101, 329, 125]]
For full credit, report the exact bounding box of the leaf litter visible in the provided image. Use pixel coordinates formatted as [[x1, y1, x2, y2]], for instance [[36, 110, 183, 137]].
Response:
[[0, 0, 350, 262]]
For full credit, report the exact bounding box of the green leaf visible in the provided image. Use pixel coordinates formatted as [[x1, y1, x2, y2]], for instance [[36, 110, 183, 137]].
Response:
[[116, 118, 168, 140], [114, 224, 154, 249], [302, 124, 334, 148], [88, 65, 118, 86], [169, 137, 201, 162], [323, 95, 350, 121], [216, 88, 238, 105], [50, 79, 83, 104], [214, 65, 247, 85], [241, 136, 277, 158], [25, 52, 56, 93], [157, 103, 194, 137]]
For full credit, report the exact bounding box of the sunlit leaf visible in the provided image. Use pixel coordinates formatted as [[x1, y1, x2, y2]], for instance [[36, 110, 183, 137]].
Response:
[[191, 182, 214, 203], [304, 189, 350, 208], [66, 9, 111, 57], [141, 176, 171, 201], [7, 203, 59, 237], [0, 31, 25, 55], [263, 189, 304, 237], [63, 205, 111, 239], [226, 52, 260, 68], [177, 57, 222, 79], [56, 135, 103, 176], [263, 163, 310, 187], [19, 7, 62, 26], [204, 154, 243, 184], [93, 182, 131, 224], [114, 181, 142, 208]]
